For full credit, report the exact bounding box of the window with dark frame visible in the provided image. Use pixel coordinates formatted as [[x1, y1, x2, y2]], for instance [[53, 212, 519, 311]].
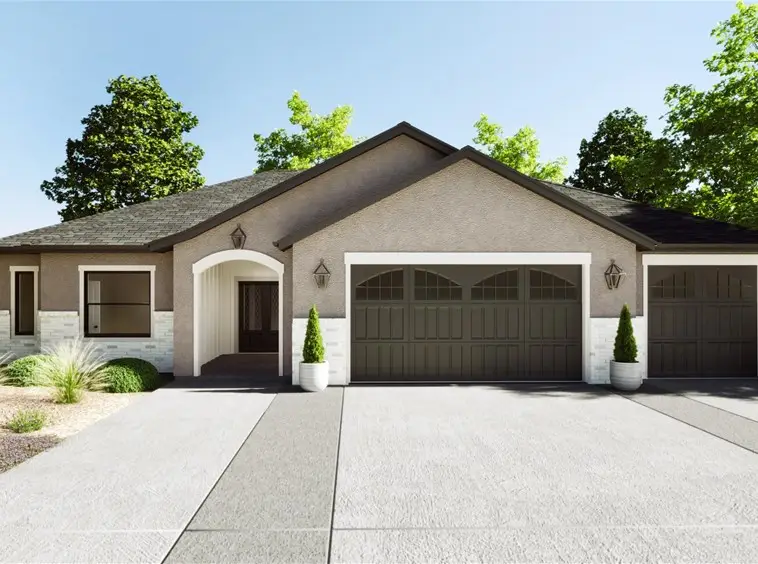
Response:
[[84, 271, 151, 337], [14, 271, 35, 336]]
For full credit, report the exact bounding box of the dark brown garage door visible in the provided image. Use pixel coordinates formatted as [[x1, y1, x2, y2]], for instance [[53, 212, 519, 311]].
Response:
[[351, 265, 582, 382], [649, 266, 757, 378]]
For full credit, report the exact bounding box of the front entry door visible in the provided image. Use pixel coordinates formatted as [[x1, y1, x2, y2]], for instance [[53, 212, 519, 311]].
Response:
[[239, 282, 279, 353]]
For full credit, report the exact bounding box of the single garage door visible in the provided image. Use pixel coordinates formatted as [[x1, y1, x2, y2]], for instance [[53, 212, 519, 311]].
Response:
[[351, 265, 582, 382], [649, 266, 757, 378]]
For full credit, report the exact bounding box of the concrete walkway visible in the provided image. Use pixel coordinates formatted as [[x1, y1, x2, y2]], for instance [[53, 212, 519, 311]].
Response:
[[0, 378, 277, 564]]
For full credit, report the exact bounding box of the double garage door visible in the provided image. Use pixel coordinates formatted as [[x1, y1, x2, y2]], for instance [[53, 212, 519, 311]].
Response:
[[351, 265, 582, 382], [648, 266, 757, 378]]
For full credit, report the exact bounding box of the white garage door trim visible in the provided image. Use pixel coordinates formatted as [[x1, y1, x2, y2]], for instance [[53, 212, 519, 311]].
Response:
[[642, 253, 758, 378], [344, 252, 592, 384]]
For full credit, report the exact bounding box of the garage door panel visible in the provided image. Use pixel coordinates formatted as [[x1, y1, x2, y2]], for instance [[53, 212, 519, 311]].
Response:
[[471, 304, 522, 340], [649, 265, 756, 378], [702, 304, 757, 340], [527, 343, 581, 380], [352, 265, 582, 382], [351, 343, 407, 380], [649, 304, 699, 340]]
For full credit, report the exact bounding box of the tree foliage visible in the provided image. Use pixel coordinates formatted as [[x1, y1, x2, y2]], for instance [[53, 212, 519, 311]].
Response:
[[608, 2, 758, 227], [567, 108, 657, 201], [41, 75, 204, 221], [473, 115, 566, 182], [613, 304, 638, 363], [254, 92, 358, 172]]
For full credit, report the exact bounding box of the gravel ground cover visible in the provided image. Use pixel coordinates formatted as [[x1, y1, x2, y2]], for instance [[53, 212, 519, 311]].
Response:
[[0, 386, 141, 472]]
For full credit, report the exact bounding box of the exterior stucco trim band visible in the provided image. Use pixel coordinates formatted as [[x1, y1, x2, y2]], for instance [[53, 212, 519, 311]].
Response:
[[343, 252, 593, 383]]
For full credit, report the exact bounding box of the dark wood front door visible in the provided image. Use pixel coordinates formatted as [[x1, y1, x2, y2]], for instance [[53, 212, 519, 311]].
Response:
[[239, 282, 279, 353]]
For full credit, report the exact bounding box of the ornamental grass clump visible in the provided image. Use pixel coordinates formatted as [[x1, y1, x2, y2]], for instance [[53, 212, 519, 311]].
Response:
[[37, 339, 108, 404], [613, 303, 638, 363], [302, 305, 325, 364], [6, 408, 47, 433]]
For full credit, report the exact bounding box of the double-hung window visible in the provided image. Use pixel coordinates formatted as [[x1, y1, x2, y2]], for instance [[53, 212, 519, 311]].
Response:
[[83, 271, 151, 337]]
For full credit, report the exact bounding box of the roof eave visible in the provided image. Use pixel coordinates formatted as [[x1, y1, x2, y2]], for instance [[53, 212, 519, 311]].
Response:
[[650, 243, 758, 252], [0, 244, 153, 253]]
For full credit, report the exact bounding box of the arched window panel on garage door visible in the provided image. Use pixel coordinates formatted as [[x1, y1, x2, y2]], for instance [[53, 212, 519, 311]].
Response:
[[471, 269, 519, 301], [413, 269, 462, 301], [355, 269, 404, 301], [528, 269, 579, 301]]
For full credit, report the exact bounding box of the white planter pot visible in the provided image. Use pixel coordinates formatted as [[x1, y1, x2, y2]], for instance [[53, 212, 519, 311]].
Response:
[[299, 361, 329, 392], [609, 360, 642, 391]]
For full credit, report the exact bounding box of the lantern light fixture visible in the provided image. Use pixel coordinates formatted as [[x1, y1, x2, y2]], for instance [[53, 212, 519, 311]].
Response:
[[313, 259, 331, 289], [230, 224, 246, 249], [604, 259, 625, 290]]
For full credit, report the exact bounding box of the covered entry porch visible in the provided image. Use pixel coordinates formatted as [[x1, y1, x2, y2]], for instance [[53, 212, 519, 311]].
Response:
[[192, 249, 284, 378]]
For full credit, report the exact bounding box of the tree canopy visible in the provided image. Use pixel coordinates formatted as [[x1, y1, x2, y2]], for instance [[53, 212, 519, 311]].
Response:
[[41, 75, 204, 222], [567, 108, 657, 202], [473, 115, 566, 182], [253, 92, 358, 172], [605, 1, 758, 227]]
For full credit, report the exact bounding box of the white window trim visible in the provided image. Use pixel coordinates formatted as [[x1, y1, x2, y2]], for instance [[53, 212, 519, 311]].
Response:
[[78, 265, 156, 341], [343, 252, 592, 384], [641, 253, 758, 376], [9, 266, 39, 339]]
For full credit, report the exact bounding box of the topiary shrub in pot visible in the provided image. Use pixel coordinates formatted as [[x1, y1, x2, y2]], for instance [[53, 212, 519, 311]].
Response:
[[300, 305, 328, 392], [610, 303, 642, 391]]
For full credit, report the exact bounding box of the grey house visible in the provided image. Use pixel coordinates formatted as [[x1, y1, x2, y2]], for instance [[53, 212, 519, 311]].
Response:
[[1, 122, 757, 384]]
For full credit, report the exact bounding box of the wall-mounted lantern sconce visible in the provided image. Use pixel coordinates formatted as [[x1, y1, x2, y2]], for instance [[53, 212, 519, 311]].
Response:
[[230, 225, 247, 249], [313, 259, 331, 289], [604, 259, 625, 290]]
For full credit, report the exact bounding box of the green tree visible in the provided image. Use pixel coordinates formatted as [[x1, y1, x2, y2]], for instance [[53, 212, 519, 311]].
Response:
[[41, 75, 204, 221], [615, 2, 758, 227], [302, 305, 325, 363], [254, 92, 358, 172], [473, 115, 567, 182], [567, 108, 657, 202]]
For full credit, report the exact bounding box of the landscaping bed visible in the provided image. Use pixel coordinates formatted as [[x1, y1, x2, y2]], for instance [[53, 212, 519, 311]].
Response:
[[0, 386, 142, 473], [0, 346, 168, 473]]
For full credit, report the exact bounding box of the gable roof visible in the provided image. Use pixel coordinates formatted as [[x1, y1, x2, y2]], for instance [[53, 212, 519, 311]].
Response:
[[274, 146, 660, 251], [3, 121, 758, 253], [0, 122, 455, 253]]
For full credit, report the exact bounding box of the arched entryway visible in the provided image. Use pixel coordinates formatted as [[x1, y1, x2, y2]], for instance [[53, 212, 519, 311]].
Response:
[[192, 249, 284, 377]]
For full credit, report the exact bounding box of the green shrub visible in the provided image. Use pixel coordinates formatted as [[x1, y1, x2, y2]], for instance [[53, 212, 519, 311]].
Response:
[[102, 358, 160, 393], [6, 408, 47, 433], [1, 355, 49, 387], [613, 303, 638, 363], [37, 339, 107, 404], [302, 305, 325, 363]]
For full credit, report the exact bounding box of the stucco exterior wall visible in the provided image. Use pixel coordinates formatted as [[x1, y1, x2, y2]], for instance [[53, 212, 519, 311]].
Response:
[[0, 254, 39, 310], [39, 252, 173, 311], [292, 159, 638, 318], [173, 134, 446, 376]]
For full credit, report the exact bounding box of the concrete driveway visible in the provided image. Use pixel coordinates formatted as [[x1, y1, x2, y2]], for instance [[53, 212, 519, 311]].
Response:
[[3, 380, 758, 563]]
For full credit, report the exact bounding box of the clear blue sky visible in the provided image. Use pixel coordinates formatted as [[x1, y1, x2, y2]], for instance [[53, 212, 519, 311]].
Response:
[[0, 1, 736, 237]]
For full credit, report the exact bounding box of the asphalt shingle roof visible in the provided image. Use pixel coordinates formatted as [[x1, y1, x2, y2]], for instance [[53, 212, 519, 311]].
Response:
[[543, 181, 758, 245], [2, 166, 758, 250], [0, 170, 300, 249]]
